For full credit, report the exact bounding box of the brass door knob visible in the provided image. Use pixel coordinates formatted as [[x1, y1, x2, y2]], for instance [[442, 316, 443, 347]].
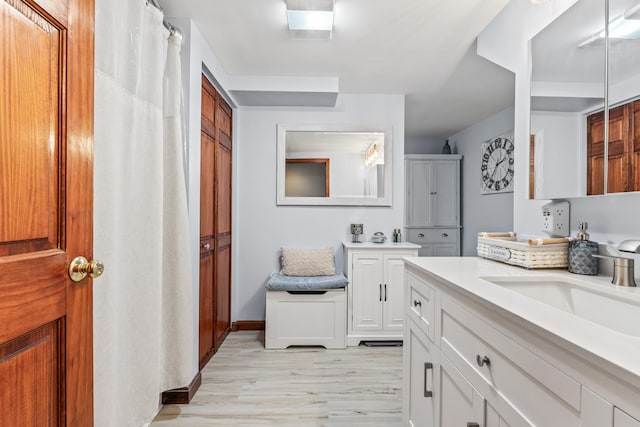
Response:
[[69, 256, 105, 282]]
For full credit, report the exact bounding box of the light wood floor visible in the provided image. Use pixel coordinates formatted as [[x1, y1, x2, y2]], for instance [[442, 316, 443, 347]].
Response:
[[151, 331, 403, 426]]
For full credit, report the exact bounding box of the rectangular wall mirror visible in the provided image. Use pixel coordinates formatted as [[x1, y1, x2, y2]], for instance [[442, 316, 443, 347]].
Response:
[[530, 0, 640, 199], [276, 125, 393, 206]]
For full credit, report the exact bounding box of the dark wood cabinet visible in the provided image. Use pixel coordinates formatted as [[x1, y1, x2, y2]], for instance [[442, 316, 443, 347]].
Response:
[[587, 100, 639, 195], [199, 75, 232, 369]]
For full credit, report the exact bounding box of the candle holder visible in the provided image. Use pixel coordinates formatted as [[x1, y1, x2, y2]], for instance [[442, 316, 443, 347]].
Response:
[[350, 223, 363, 243]]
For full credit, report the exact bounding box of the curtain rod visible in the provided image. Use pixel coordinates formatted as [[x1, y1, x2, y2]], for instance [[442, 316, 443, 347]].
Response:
[[147, 0, 181, 37]]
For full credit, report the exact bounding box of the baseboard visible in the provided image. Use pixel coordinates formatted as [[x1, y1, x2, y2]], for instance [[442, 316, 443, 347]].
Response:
[[160, 372, 202, 405], [231, 320, 265, 331]]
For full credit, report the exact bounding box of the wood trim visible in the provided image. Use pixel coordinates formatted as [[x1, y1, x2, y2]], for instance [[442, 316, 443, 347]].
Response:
[[285, 158, 330, 197], [232, 321, 265, 331], [160, 372, 202, 405]]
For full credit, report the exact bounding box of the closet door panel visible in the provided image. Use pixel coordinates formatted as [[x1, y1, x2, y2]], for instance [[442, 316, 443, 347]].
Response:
[[214, 243, 231, 349]]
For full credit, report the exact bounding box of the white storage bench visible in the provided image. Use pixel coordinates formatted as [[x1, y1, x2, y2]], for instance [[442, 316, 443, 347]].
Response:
[[264, 273, 348, 349]]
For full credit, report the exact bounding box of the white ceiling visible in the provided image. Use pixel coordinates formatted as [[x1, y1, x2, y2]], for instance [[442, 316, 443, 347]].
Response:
[[157, 0, 515, 138]]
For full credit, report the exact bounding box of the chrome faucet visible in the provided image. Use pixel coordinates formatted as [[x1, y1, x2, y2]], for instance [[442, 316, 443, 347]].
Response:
[[594, 240, 640, 287]]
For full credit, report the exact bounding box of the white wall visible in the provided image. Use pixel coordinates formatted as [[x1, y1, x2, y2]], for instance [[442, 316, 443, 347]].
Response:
[[478, 0, 640, 275], [405, 135, 446, 154], [236, 94, 405, 320], [448, 106, 515, 255], [530, 111, 585, 198]]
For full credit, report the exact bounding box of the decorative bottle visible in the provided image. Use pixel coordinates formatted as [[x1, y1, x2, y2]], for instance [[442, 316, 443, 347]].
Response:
[[568, 222, 598, 275]]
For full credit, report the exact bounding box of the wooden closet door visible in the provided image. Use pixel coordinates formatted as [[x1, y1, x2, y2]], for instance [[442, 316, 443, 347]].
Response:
[[214, 96, 232, 349], [632, 100, 640, 192], [199, 76, 217, 368]]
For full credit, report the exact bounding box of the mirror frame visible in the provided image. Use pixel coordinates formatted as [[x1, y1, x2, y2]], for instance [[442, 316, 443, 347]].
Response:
[[276, 124, 393, 206]]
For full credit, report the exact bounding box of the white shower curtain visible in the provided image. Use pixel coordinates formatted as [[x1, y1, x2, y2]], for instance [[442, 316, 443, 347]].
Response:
[[93, 0, 193, 425]]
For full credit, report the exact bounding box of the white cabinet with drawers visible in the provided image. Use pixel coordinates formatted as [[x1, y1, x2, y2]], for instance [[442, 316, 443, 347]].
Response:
[[343, 242, 419, 346], [402, 258, 640, 427], [405, 155, 462, 256]]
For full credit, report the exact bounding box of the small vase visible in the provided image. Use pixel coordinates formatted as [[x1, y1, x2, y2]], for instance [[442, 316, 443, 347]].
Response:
[[441, 140, 451, 154]]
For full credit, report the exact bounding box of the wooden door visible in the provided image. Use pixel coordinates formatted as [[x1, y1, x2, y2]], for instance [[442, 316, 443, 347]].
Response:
[[0, 0, 95, 425], [587, 104, 633, 195], [632, 100, 640, 192], [606, 105, 630, 193], [199, 75, 216, 368], [214, 96, 232, 349]]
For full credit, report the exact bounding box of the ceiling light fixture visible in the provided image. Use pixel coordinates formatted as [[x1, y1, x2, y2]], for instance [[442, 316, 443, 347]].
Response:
[[285, 0, 334, 40], [579, 4, 640, 47]]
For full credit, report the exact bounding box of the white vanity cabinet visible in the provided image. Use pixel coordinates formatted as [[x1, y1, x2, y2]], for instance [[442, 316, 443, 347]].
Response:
[[405, 155, 462, 256], [402, 259, 640, 427], [343, 242, 419, 346]]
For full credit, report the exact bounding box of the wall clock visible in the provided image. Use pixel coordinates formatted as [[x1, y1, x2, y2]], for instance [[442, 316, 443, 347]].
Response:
[[481, 136, 514, 194]]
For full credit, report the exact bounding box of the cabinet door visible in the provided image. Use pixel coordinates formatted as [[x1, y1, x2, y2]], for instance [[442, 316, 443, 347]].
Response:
[[432, 161, 459, 226], [407, 161, 433, 227], [615, 409, 640, 427], [433, 243, 458, 256], [352, 253, 384, 331], [418, 244, 434, 257], [404, 320, 437, 427], [383, 255, 407, 331], [439, 354, 485, 427]]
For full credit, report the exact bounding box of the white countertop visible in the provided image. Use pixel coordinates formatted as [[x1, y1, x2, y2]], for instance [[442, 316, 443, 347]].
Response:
[[343, 241, 420, 249], [403, 256, 640, 383]]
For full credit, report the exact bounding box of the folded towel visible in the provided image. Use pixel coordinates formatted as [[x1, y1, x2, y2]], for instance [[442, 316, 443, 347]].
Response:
[[478, 232, 516, 238], [527, 237, 570, 246]]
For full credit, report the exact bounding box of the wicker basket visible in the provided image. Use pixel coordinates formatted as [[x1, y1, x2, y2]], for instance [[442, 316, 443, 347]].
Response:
[[477, 234, 568, 269]]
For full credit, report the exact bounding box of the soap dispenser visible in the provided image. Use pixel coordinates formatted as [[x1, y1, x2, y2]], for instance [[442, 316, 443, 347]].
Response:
[[568, 222, 598, 275]]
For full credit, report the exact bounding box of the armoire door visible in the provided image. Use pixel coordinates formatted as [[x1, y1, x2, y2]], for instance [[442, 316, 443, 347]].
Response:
[[0, 0, 95, 425]]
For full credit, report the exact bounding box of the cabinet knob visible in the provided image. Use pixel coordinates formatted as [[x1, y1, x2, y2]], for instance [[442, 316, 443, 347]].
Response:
[[430, 191, 437, 195], [476, 354, 491, 367], [441, 233, 448, 238], [413, 300, 422, 307], [418, 233, 425, 238]]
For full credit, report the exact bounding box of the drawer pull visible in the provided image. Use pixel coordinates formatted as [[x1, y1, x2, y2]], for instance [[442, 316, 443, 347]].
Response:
[[467, 423, 480, 427], [476, 354, 491, 367], [413, 299, 422, 307], [441, 233, 448, 238], [418, 233, 425, 238], [423, 362, 433, 397]]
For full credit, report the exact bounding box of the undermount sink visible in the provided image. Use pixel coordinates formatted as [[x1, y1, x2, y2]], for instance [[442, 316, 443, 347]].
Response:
[[481, 276, 640, 337]]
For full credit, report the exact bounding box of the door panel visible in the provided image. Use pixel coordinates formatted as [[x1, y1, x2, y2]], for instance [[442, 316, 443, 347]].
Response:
[[433, 161, 457, 226], [214, 242, 231, 348], [407, 161, 433, 226], [352, 253, 384, 331], [216, 143, 232, 236], [0, 0, 95, 425], [0, 321, 62, 426], [382, 255, 405, 331], [198, 246, 214, 368]]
